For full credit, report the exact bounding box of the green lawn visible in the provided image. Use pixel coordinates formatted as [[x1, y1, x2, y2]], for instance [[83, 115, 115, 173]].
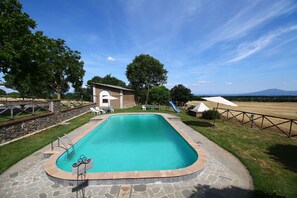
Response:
[[179, 113, 297, 198], [0, 112, 96, 174], [0, 106, 296, 198]]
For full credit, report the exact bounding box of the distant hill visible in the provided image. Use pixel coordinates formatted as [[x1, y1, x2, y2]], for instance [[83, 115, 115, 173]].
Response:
[[241, 89, 297, 96]]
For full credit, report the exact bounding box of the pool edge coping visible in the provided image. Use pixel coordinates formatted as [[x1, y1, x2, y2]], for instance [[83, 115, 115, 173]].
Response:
[[44, 113, 207, 183]]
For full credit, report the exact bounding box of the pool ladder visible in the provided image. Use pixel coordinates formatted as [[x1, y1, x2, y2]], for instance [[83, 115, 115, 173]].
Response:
[[57, 134, 75, 156]]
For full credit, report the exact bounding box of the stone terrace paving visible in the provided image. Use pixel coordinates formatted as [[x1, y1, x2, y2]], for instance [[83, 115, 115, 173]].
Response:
[[0, 113, 253, 198]]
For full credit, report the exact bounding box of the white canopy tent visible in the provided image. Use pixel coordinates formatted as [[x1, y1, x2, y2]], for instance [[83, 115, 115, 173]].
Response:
[[191, 102, 209, 113], [202, 96, 238, 127]]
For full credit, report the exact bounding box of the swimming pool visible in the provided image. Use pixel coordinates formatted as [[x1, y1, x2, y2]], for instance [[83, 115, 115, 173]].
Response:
[[45, 113, 207, 184], [56, 114, 197, 172]]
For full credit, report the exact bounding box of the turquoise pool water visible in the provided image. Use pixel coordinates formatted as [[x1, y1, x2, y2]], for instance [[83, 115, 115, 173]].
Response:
[[56, 114, 198, 172]]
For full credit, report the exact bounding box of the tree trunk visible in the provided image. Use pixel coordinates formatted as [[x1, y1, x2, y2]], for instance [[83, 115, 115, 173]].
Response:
[[57, 92, 61, 100], [56, 86, 61, 100]]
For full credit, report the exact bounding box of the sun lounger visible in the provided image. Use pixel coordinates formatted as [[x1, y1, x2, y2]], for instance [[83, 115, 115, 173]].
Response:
[[90, 107, 100, 114], [96, 107, 106, 114]]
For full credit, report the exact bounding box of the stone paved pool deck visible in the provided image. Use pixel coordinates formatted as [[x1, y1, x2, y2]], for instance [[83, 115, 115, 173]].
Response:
[[0, 113, 253, 198]]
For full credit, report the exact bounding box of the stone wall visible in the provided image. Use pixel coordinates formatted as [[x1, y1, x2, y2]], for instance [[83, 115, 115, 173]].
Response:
[[0, 101, 96, 144]]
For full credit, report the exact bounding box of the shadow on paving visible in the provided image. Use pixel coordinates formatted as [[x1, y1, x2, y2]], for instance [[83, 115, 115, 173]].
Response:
[[183, 120, 213, 128], [267, 144, 297, 173], [187, 184, 285, 198]]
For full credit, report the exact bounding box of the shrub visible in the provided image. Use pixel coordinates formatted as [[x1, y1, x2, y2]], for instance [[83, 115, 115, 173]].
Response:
[[202, 109, 221, 120], [186, 105, 195, 116]]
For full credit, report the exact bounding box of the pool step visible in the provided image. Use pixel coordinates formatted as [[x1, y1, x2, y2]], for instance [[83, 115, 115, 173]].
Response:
[[118, 185, 131, 198]]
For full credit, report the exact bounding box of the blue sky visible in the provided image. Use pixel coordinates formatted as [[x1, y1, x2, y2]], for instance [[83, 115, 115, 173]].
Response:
[[5, 0, 297, 94]]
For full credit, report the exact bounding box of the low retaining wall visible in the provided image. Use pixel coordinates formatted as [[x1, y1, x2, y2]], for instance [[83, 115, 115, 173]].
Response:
[[0, 101, 96, 144]]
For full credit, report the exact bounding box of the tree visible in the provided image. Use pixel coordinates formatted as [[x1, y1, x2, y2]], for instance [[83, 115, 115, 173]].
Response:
[[87, 76, 102, 86], [4, 31, 52, 97], [149, 86, 170, 108], [74, 87, 92, 101], [1, 1, 85, 99], [170, 84, 193, 106], [46, 39, 85, 99], [0, 89, 6, 95], [126, 54, 167, 105], [0, 0, 36, 73], [87, 74, 126, 88]]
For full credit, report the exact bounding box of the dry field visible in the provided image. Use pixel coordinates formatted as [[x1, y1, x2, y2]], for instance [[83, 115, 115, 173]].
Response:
[[188, 101, 297, 119], [187, 101, 297, 137]]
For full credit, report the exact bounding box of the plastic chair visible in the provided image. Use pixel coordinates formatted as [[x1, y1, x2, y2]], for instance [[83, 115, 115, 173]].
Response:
[[142, 105, 146, 111]]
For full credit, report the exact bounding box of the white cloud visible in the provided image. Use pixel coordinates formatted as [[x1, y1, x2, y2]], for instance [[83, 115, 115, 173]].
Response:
[[225, 82, 232, 85], [198, 80, 208, 84], [107, 56, 116, 62], [228, 25, 297, 63], [192, 80, 212, 86], [198, 1, 297, 51]]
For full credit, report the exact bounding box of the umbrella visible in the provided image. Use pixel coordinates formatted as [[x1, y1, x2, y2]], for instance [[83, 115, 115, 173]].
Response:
[[202, 96, 238, 127]]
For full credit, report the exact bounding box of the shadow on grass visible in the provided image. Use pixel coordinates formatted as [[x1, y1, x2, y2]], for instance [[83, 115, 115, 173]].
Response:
[[268, 144, 297, 173], [188, 184, 284, 198], [183, 120, 213, 127]]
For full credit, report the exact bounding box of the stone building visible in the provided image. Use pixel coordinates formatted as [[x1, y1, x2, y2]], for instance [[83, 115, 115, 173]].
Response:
[[92, 83, 137, 109]]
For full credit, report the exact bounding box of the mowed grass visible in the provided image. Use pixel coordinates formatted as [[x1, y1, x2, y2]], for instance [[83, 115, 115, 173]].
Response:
[[179, 113, 297, 198], [0, 112, 96, 174]]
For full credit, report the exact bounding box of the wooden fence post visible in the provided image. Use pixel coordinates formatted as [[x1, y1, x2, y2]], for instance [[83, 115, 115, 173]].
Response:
[[32, 102, 35, 115], [261, 115, 264, 130], [289, 120, 293, 138], [241, 112, 245, 126], [251, 114, 254, 128]]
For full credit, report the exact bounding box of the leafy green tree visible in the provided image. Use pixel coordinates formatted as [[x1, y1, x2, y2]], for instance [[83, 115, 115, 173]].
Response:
[[73, 87, 92, 101], [6, 92, 19, 98], [4, 35, 85, 99], [170, 84, 193, 106], [4, 31, 51, 97], [149, 86, 170, 108], [0, 0, 44, 97], [0, 0, 36, 73], [0, 89, 6, 95], [101, 74, 126, 87], [126, 54, 167, 105], [1, 1, 85, 99], [46, 39, 85, 99], [87, 74, 126, 88], [87, 76, 102, 86]]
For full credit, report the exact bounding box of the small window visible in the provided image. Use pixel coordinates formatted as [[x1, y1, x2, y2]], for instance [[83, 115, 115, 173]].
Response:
[[102, 99, 108, 103]]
